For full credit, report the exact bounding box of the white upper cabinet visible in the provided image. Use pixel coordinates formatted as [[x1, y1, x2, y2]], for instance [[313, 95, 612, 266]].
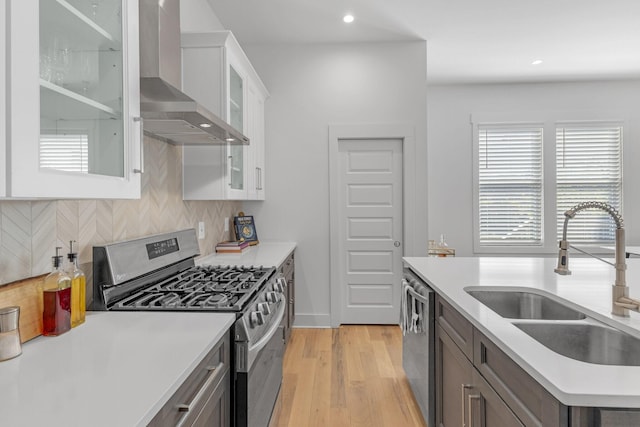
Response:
[[0, 0, 7, 197], [247, 79, 266, 200], [4, 0, 141, 199], [181, 31, 269, 201]]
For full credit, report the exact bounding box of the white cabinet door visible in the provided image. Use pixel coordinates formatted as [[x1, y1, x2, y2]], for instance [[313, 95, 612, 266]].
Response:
[[6, 0, 141, 199], [247, 80, 266, 200], [181, 31, 268, 201], [224, 49, 248, 200], [0, 0, 6, 197]]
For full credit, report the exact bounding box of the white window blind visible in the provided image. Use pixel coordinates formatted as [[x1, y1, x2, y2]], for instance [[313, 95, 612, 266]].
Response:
[[478, 126, 543, 245], [40, 133, 89, 174], [556, 125, 622, 244]]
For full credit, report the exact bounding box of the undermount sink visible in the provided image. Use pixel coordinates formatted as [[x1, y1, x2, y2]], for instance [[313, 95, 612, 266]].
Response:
[[466, 289, 587, 320], [466, 288, 640, 366], [515, 323, 640, 366]]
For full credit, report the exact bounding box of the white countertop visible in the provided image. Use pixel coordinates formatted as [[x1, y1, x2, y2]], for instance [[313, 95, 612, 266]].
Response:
[[403, 256, 640, 408], [0, 311, 235, 427], [197, 241, 296, 268]]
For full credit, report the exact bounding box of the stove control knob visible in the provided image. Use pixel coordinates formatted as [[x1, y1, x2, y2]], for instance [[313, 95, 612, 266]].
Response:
[[250, 311, 265, 327], [273, 278, 286, 293], [266, 292, 279, 303], [258, 302, 271, 315]]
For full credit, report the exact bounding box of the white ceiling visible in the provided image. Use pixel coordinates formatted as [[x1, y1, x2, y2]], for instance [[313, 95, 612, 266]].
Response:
[[206, 0, 640, 84]]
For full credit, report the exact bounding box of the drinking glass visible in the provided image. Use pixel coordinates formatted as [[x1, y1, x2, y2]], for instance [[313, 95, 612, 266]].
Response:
[[40, 52, 52, 81], [80, 52, 92, 96]]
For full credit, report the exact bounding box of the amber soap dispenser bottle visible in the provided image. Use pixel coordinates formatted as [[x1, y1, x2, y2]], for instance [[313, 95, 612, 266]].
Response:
[[66, 240, 86, 328], [42, 247, 72, 336]]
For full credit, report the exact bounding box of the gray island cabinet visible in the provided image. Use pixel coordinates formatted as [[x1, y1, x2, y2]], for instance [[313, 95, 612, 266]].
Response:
[[434, 293, 640, 427], [436, 295, 562, 427]]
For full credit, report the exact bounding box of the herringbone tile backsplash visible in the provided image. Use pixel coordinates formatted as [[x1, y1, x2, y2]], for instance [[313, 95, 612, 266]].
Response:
[[0, 136, 241, 290]]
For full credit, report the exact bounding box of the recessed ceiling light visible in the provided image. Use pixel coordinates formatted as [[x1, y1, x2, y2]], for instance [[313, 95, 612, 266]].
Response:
[[343, 14, 354, 23], [531, 59, 543, 66], [199, 123, 212, 128]]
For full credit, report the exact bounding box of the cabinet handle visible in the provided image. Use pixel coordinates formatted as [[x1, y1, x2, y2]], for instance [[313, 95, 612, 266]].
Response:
[[133, 117, 144, 174], [256, 167, 263, 190], [175, 363, 221, 426], [228, 155, 233, 187], [461, 384, 473, 427], [468, 393, 481, 427]]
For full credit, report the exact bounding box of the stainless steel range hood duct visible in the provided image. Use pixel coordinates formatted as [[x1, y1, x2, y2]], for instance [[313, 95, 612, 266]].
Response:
[[139, 0, 249, 145]]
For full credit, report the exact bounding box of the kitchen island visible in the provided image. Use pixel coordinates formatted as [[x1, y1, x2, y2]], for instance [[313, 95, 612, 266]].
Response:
[[404, 256, 640, 409], [0, 311, 234, 427]]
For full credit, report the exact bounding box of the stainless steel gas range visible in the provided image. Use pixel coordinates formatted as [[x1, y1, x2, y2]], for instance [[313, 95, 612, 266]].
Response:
[[92, 229, 286, 427]]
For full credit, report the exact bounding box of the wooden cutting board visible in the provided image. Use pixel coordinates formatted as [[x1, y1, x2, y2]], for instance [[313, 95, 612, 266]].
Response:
[[0, 275, 45, 342]]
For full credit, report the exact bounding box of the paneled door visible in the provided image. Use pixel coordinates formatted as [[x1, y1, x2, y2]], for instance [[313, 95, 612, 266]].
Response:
[[336, 138, 403, 324]]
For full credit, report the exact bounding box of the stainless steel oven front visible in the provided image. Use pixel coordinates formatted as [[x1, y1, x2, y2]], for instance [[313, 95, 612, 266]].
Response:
[[233, 275, 287, 427]]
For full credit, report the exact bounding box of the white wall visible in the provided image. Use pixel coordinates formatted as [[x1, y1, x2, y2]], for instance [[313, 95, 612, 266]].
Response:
[[180, 0, 224, 32], [427, 80, 640, 256], [242, 42, 428, 327]]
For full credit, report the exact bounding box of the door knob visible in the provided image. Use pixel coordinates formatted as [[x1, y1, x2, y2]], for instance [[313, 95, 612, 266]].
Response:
[[394, 241, 401, 247]]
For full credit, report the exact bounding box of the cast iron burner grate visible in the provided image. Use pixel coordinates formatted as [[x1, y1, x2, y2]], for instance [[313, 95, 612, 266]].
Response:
[[110, 265, 273, 312]]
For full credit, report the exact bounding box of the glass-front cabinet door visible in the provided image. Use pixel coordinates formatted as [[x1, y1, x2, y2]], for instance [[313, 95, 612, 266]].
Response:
[[228, 64, 245, 195], [6, 0, 141, 199], [222, 57, 247, 199]]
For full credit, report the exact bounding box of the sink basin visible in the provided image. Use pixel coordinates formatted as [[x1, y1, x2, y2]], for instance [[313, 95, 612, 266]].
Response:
[[515, 323, 640, 366], [467, 289, 586, 320]]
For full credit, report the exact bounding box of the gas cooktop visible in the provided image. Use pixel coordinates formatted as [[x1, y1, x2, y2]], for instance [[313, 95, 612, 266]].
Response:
[[111, 265, 275, 311]]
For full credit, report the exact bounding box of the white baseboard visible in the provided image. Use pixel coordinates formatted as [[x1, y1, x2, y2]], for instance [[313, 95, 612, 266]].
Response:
[[292, 313, 331, 328]]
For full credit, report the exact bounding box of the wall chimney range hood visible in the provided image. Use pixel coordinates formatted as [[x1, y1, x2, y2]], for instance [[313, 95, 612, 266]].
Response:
[[139, 0, 249, 145]]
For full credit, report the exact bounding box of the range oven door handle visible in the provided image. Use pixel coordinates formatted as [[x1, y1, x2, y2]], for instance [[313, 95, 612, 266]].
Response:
[[247, 297, 286, 368]]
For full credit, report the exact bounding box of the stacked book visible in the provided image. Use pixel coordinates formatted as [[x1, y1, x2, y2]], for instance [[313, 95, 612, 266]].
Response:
[[215, 240, 250, 253]]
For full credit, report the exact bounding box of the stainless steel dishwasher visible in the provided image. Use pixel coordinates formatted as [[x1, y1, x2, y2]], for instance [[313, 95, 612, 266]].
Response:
[[401, 267, 435, 427]]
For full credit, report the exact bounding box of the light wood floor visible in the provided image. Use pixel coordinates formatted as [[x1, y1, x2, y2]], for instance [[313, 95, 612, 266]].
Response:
[[269, 325, 428, 427]]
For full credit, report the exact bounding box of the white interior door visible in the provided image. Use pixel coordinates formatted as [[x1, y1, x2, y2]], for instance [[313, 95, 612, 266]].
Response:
[[337, 138, 403, 324]]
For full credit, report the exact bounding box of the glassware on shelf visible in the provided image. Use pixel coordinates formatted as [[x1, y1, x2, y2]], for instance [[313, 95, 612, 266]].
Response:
[[39, 52, 52, 81], [41, 37, 73, 87], [79, 51, 93, 96], [59, 47, 72, 79], [90, 0, 103, 21]]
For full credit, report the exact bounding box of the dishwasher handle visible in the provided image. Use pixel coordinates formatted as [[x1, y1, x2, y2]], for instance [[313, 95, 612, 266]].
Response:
[[405, 284, 431, 305]]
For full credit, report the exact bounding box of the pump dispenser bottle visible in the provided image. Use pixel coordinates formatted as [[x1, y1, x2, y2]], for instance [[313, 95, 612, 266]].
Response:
[[67, 241, 86, 328], [43, 247, 72, 336]]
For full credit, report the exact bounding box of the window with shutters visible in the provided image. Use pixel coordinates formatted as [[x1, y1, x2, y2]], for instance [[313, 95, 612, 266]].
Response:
[[556, 124, 622, 244], [477, 125, 543, 246], [473, 114, 624, 253], [40, 132, 89, 174]]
